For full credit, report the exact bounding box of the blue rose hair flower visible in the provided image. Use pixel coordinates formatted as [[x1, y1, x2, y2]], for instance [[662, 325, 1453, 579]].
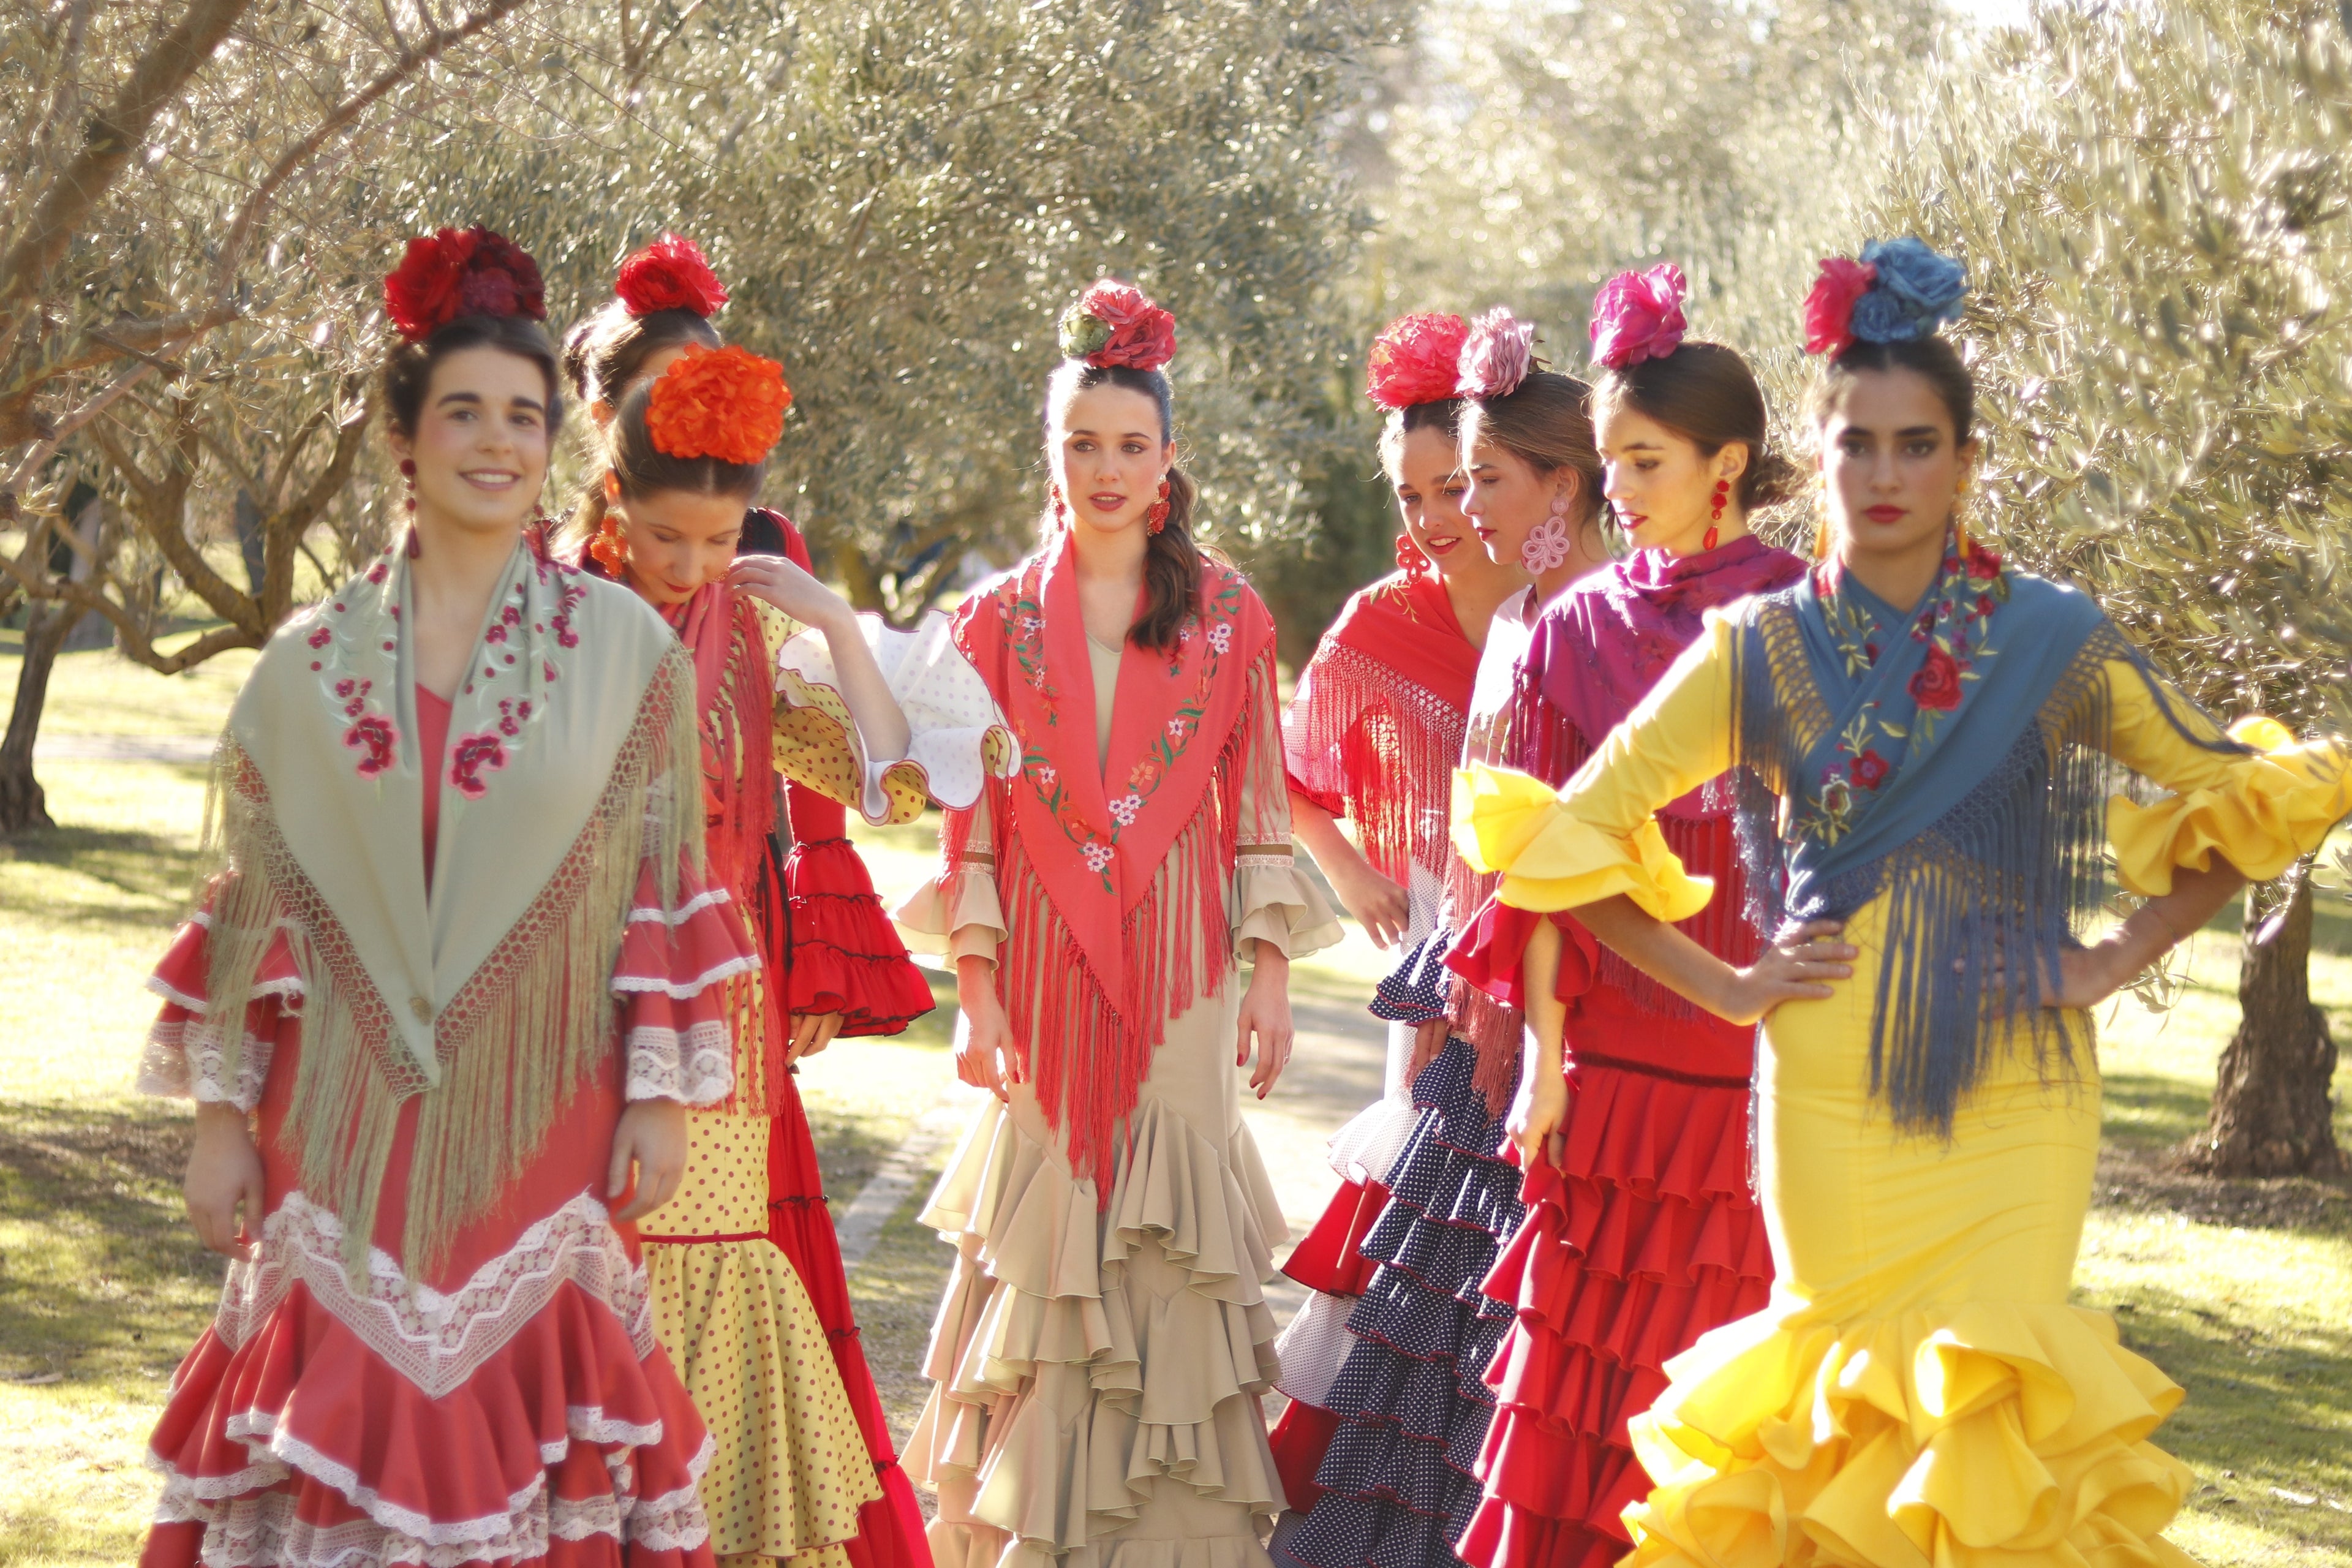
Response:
[[1847, 237, 1968, 344]]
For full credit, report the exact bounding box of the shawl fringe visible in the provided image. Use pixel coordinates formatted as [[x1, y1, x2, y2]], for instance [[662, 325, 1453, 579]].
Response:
[[945, 646, 1273, 1201], [1283, 641, 1466, 892], [197, 643, 703, 1275], [1732, 610, 2239, 1133]]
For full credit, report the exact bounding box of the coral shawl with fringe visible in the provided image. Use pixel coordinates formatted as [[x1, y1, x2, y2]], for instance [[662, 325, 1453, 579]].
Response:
[[945, 535, 1280, 1195], [1453, 548, 2352, 1568], [139, 538, 756, 1566], [1441, 536, 1800, 1568]]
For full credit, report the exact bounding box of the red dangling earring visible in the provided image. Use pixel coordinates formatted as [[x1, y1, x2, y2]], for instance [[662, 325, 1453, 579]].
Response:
[[1049, 485, 1069, 529], [1395, 532, 1431, 581], [1704, 477, 1729, 552], [400, 458, 417, 516], [1145, 478, 1171, 536], [589, 510, 630, 575]]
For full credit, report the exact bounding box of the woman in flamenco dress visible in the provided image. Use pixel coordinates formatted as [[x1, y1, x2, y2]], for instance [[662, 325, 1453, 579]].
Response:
[[896, 279, 1343, 1565], [561, 235, 997, 1568], [1453, 239, 2352, 1568], [1266, 310, 1528, 1517], [1283, 308, 1613, 1568], [1444, 266, 1805, 1568], [138, 228, 774, 1564]]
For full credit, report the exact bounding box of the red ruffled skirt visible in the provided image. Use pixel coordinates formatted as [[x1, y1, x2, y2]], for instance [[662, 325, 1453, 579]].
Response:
[[1449, 910, 1772, 1568]]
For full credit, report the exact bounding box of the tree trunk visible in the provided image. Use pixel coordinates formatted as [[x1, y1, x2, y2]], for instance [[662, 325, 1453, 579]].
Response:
[[0, 599, 82, 833], [2186, 868, 2345, 1177]]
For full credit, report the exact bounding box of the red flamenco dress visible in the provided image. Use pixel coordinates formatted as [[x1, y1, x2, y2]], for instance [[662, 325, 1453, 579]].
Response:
[[140, 676, 752, 1566], [1445, 538, 1798, 1568], [1267, 568, 1479, 1512]]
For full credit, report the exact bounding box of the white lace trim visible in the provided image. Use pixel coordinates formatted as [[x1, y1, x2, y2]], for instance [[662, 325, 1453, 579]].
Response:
[[207, 1189, 655, 1396], [148, 1433, 713, 1564], [624, 886, 731, 926], [140, 1020, 274, 1112], [609, 951, 758, 1000], [622, 1020, 733, 1105]]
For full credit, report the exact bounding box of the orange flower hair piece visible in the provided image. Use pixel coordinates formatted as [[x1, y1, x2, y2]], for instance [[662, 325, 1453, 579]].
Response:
[[645, 343, 791, 466]]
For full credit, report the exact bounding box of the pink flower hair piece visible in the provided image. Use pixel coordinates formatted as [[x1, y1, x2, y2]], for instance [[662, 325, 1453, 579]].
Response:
[[1366, 312, 1471, 410], [1803, 256, 1879, 357], [1060, 279, 1177, 371], [1455, 306, 1537, 399], [1589, 262, 1689, 369]]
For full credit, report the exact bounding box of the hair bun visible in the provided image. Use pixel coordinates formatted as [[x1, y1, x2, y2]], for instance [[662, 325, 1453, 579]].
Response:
[[1060, 279, 1176, 371], [1455, 306, 1537, 399], [1804, 238, 1966, 356], [646, 343, 790, 465], [1589, 263, 1688, 369], [383, 227, 546, 342], [1366, 312, 1470, 410], [615, 232, 728, 319]]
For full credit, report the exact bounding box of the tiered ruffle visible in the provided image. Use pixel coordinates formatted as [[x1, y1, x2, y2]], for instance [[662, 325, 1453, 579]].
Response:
[[143, 1193, 712, 1568], [767, 1069, 933, 1568], [1283, 1039, 1523, 1568], [1461, 1060, 1771, 1568], [908, 1090, 1287, 1564], [1621, 1300, 2199, 1567], [782, 834, 936, 1036]]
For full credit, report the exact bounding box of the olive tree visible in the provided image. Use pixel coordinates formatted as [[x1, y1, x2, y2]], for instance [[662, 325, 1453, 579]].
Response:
[[1864, 0, 2352, 1174]]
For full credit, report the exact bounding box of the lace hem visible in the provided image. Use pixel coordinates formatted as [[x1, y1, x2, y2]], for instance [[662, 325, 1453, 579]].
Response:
[[208, 1189, 655, 1397], [624, 1020, 734, 1105]]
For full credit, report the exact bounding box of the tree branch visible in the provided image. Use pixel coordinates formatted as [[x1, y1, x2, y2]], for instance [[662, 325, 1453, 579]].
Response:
[[211, 0, 540, 295], [0, 0, 254, 342], [4, 360, 162, 497]]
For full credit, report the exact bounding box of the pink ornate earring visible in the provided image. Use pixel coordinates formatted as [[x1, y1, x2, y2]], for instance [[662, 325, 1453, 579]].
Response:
[[1521, 492, 1574, 573], [1049, 485, 1069, 528], [1395, 532, 1431, 581], [1145, 478, 1171, 535]]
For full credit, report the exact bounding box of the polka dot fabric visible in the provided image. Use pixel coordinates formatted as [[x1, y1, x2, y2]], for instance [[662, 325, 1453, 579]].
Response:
[[644, 1112, 881, 1559]]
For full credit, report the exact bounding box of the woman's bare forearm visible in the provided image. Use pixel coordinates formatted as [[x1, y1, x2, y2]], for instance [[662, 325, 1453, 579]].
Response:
[[1572, 894, 1743, 1019], [1288, 792, 1372, 884], [1521, 917, 1567, 1088]]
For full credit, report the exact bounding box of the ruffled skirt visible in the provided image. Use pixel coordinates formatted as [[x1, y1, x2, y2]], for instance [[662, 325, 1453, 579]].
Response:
[[908, 982, 1290, 1567]]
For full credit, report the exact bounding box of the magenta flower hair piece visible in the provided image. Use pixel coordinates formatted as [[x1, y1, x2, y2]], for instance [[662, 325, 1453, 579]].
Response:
[[1589, 262, 1689, 369], [1455, 306, 1537, 399]]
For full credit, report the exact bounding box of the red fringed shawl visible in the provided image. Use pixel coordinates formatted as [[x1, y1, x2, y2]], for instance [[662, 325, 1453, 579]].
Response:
[[1283, 570, 1481, 894], [948, 538, 1278, 1197]]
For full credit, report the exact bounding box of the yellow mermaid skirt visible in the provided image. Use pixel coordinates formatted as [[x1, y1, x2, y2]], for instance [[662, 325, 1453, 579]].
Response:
[[1621, 895, 2198, 1568]]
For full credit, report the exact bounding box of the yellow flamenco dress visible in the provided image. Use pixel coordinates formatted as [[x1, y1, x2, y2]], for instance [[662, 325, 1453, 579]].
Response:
[[1454, 612, 2351, 1568]]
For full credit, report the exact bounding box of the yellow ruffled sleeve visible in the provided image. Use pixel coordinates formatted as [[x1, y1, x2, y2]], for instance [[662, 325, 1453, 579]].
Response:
[[1451, 609, 1739, 919], [2101, 665, 2352, 896]]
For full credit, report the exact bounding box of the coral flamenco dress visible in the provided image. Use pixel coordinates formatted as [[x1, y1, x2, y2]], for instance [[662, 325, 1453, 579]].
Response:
[[1266, 568, 1481, 1511], [140, 540, 752, 1564], [1455, 545, 2352, 1567], [1443, 537, 1803, 1568], [592, 507, 1008, 1568], [898, 541, 1341, 1566]]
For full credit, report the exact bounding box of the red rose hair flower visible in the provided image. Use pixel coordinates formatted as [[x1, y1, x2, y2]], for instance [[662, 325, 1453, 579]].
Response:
[[1059, 279, 1177, 371], [383, 227, 546, 342], [646, 343, 791, 466], [1589, 262, 1689, 369], [1365, 312, 1471, 410], [614, 232, 729, 318], [1802, 256, 1878, 358]]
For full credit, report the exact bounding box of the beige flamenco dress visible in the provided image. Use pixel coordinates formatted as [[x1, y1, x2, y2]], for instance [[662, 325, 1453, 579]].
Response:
[[897, 546, 1343, 1566]]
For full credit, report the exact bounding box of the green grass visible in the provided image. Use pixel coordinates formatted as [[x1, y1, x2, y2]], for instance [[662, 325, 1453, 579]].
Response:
[[2, 646, 2350, 1564]]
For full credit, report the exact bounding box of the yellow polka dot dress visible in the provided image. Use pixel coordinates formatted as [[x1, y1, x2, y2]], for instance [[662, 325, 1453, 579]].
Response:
[[643, 1111, 881, 1562]]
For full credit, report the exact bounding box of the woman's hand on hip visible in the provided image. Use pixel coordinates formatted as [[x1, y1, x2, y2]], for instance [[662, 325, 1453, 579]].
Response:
[[1716, 919, 1853, 1025]]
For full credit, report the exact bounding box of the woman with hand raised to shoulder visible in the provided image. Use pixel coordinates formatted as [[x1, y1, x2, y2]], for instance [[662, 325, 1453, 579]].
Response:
[[1455, 239, 2352, 1567], [140, 228, 748, 1566], [897, 279, 1342, 1564]]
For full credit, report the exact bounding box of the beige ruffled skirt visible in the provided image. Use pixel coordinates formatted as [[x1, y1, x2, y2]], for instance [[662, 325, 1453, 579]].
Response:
[[908, 980, 1291, 1567]]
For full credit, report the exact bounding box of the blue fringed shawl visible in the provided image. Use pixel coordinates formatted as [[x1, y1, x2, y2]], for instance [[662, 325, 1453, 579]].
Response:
[[1728, 548, 2242, 1132]]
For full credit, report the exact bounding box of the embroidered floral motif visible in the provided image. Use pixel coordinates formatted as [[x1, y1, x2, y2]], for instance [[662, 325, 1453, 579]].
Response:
[[1083, 843, 1113, 873], [344, 714, 397, 777], [448, 732, 509, 799], [1109, 791, 1142, 826]]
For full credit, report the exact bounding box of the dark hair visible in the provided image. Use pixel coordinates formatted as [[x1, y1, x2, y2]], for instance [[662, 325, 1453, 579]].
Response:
[[1377, 398, 1464, 479], [1460, 368, 1607, 526], [1591, 340, 1798, 510], [1044, 360, 1200, 653], [560, 300, 720, 407], [602, 376, 766, 505], [1809, 334, 1977, 445], [383, 314, 564, 439]]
